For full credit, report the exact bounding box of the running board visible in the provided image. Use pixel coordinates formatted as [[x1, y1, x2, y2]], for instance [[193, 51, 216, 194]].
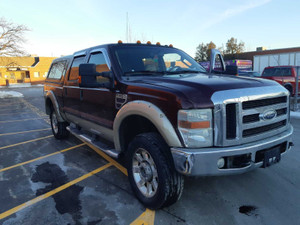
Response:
[[66, 126, 119, 158]]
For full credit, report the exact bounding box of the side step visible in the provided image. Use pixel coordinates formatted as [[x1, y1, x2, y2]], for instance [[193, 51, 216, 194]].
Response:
[[66, 126, 119, 158]]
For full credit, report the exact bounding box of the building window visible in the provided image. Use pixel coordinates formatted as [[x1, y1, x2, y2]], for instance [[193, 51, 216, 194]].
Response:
[[10, 72, 15, 79], [34, 72, 40, 78], [25, 71, 30, 78], [0, 72, 2, 78]]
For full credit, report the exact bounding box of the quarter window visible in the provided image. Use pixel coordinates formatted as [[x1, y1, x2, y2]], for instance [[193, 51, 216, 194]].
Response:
[[69, 56, 85, 80]]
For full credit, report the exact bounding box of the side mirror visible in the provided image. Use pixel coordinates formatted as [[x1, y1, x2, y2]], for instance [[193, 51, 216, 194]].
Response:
[[79, 63, 114, 88], [209, 49, 226, 74], [224, 65, 238, 76]]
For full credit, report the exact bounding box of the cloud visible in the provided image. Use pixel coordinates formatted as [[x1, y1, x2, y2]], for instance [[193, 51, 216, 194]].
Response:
[[198, 0, 272, 31]]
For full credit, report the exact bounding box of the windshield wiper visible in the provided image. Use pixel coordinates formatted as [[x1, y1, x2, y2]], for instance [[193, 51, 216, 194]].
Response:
[[124, 71, 166, 76], [166, 70, 202, 74]]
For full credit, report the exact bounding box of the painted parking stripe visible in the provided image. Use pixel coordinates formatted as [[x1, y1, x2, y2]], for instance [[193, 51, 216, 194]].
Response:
[[86, 143, 155, 225], [0, 135, 53, 151], [0, 163, 112, 220], [0, 143, 86, 173], [0, 128, 51, 137], [86, 142, 128, 176], [0, 111, 35, 116], [0, 118, 46, 123]]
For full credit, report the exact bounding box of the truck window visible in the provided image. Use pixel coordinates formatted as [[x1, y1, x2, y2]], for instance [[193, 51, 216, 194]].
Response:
[[88, 52, 110, 84], [69, 56, 85, 81], [47, 61, 67, 80]]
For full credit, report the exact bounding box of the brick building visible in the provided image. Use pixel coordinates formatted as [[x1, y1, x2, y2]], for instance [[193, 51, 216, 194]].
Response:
[[0, 56, 56, 86]]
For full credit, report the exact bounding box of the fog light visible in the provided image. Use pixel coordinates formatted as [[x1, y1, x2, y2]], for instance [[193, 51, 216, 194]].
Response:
[[217, 158, 225, 169]]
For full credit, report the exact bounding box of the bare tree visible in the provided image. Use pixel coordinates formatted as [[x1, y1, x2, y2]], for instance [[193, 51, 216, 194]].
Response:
[[0, 18, 29, 57], [225, 37, 245, 54], [195, 41, 217, 62]]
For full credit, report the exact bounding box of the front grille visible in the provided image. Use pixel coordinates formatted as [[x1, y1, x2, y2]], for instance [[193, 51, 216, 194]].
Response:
[[221, 93, 289, 146], [243, 120, 286, 137], [243, 108, 287, 124], [226, 103, 237, 139], [242, 96, 287, 109]]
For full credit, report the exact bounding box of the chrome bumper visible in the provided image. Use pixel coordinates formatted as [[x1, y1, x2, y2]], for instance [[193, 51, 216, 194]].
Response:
[[171, 126, 293, 176]]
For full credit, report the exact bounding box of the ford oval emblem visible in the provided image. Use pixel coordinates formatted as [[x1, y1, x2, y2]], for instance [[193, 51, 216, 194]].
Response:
[[260, 109, 277, 121]]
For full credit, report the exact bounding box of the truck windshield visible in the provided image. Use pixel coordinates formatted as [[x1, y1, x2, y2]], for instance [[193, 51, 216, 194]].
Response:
[[112, 45, 207, 77]]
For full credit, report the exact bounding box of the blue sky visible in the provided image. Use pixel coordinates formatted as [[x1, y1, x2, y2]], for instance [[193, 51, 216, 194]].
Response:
[[0, 0, 299, 57]]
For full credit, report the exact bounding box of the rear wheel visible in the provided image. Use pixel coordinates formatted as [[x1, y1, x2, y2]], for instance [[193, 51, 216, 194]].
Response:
[[50, 110, 69, 139], [127, 132, 184, 209]]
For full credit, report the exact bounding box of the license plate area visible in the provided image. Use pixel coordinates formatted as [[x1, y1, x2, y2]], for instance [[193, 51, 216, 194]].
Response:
[[262, 147, 281, 168]]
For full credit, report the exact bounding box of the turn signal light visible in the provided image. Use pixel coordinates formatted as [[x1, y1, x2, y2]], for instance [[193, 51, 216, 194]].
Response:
[[146, 41, 151, 45], [137, 40, 141, 44], [178, 121, 210, 129], [169, 44, 173, 47], [118, 40, 123, 44], [78, 76, 82, 84], [156, 42, 161, 46]]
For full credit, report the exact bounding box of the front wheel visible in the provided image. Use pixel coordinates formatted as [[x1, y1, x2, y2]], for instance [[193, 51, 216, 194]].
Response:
[[127, 132, 184, 209], [50, 110, 69, 139]]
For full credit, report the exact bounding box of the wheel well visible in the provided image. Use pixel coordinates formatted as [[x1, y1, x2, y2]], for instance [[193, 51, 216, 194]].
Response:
[[119, 115, 159, 153], [45, 98, 53, 115]]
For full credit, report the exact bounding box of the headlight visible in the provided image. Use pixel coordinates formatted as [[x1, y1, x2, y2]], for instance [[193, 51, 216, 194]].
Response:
[[178, 109, 213, 148]]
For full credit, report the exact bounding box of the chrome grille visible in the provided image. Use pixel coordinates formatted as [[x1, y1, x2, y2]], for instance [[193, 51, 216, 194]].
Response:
[[212, 86, 290, 147]]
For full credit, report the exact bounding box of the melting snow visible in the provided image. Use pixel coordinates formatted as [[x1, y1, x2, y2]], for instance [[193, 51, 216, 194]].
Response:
[[0, 91, 24, 98]]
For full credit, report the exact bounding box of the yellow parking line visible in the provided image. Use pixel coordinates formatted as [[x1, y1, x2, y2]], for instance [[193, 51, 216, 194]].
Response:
[[0, 135, 53, 151], [131, 209, 155, 225], [0, 128, 51, 136], [0, 163, 112, 220], [0, 143, 86, 173], [0, 118, 45, 123], [86, 143, 128, 176], [0, 112, 33, 116]]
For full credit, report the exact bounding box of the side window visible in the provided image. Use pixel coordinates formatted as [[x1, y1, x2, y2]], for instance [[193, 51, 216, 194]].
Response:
[[69, 56, 85, 81], [48, 61, 67, 80], [88, 52, 110, 84]]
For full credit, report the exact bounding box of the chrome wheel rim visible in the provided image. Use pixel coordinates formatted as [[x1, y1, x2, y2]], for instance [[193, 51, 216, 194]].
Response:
[[132, 148, 158, 198], [51, 112, 58, 134]]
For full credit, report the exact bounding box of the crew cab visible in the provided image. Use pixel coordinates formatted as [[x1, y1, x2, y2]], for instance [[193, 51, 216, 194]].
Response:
[[261, 65, 300, 95], [44, 42, 293, 209]]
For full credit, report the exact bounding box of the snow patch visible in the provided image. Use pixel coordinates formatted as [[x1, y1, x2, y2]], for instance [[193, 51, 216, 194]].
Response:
[[290, 111, 300, 119], [0, 91, 24, 98]]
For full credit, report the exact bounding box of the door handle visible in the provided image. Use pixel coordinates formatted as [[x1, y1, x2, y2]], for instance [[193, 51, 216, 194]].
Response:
[[80, 89, 83, 101]]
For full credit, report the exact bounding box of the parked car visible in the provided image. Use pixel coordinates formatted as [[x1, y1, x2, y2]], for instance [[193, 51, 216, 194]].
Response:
[[44, 43, 293, 209], [238, 70, 261, 77], [261, 66, 300, 95]]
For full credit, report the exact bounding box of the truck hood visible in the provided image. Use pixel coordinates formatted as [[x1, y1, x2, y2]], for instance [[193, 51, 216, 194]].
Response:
[[130, 73, 278, 109]]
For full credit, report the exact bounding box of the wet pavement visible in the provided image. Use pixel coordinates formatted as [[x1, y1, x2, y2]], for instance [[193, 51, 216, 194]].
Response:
[[0, 86, 299, 225]]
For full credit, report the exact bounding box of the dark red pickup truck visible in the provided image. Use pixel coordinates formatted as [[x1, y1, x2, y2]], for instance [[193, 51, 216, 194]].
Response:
[[44, 43, 293, 209], [261, 65, 300, 95]]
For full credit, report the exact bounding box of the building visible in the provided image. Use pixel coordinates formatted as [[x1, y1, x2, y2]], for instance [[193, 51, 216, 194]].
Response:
[[0, 56, 56, 86], [224, 47, 300, 74]]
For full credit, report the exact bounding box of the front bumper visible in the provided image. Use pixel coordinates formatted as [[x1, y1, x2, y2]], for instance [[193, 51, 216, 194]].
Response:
[[171, 126, 293, 176]]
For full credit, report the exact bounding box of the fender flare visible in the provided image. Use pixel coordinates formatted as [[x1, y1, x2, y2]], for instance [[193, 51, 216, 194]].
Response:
[[113, 100, 183, 152], [44, 90, 65, 122]]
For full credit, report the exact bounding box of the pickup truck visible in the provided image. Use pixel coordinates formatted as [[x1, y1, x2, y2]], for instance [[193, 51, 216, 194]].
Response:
[[44, 42, 293, 209], [261, 65, 300, 96]]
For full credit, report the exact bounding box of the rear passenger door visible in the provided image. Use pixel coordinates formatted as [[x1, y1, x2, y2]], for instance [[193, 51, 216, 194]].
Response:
[[80, 50, 117, 133], [63, 55, 86, 122]]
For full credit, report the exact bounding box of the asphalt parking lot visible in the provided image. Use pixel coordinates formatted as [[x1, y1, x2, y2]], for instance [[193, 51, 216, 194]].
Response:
[[0, 86, 300, 225]]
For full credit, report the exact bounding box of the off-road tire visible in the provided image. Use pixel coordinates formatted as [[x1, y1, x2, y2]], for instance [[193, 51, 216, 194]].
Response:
[[127, 132, 184, 209], [50, 110, 69, 139]]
